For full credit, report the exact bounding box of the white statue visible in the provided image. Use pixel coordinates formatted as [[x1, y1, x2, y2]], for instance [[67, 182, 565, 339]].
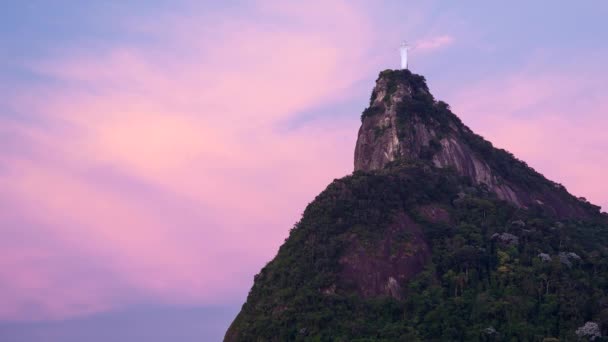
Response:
[[400, 42, 409, 70]]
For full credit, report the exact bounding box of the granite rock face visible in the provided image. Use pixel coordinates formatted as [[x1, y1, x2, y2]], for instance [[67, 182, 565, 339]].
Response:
[[338, 212, 431, 301], [354, 70, 599, 219]]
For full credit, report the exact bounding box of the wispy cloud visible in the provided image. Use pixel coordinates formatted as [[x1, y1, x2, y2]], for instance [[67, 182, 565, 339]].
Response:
[[0, 0, 375, 320], [414, 35, 454, 52]]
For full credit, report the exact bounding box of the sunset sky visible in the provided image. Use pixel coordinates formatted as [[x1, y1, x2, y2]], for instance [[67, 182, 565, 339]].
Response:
[[1, 1, 607, 340]]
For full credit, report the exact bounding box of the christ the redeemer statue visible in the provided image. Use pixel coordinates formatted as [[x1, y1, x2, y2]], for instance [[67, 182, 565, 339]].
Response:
[[400, 42, 409, 70]]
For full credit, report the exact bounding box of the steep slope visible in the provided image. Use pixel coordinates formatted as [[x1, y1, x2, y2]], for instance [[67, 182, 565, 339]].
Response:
[[355, 70, 599, 218], [225, 70, 608, 341]]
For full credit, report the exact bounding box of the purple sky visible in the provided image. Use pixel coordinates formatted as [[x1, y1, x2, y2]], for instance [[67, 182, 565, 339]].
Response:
[[1, 1, 607, 340]]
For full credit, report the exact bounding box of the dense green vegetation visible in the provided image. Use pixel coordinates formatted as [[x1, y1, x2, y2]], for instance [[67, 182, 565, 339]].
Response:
[[227, 162, 608, 341]]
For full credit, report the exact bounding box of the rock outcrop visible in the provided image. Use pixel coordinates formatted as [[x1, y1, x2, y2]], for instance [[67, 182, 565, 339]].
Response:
[[354, 70, 600, 219], [338, 212, 431, 300], [575, 322, 601, 340]]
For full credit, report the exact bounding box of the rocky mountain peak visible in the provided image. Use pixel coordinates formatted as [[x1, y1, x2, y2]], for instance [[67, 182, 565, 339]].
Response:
[[354, 69, 447, 172], [225, 69, 607, 341], [354, 69, 599, 218]]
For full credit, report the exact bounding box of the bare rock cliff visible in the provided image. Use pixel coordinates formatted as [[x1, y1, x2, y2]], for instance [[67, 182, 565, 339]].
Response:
[[354, 70, 599, 219]]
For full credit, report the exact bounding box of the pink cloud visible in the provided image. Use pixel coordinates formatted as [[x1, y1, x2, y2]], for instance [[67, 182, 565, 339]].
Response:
[[414, 35, 454, 52], [0, 245, 120, 321], [0, 0, 372, 320]]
